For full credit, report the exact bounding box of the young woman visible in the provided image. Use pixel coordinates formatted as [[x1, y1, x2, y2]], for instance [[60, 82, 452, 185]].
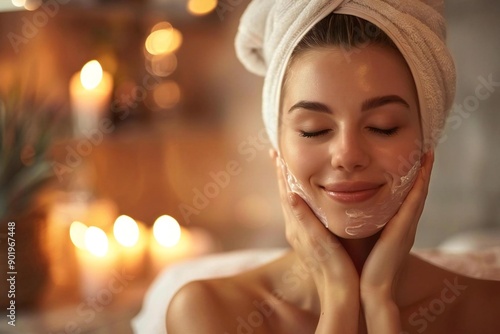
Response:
[[166, 2, 500, 333]]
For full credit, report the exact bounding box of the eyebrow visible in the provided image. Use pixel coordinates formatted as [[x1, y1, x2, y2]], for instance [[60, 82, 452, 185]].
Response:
[[361, 95, 410, 112], [288, 101, 331, 114], [287, 95, 410, 114]]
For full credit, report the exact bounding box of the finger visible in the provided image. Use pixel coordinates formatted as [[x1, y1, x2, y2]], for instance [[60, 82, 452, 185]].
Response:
[[287, 193, 328, 236], [287, 192, 343, 261], [398, 150, 435, 233], [272, 154, 303, 243], [271, 151, 285, 192], [363, 150, 435, 280], [400, 150, 434, 217], [274, 158, 337, 246], [379, 150, 435, 248], [274, 157, 320, 231]]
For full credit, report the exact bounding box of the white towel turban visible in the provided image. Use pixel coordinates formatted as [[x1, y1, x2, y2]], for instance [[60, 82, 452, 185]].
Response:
[[235, 0, 456, 150]]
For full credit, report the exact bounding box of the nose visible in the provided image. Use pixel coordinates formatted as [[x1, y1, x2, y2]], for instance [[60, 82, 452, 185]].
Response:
[[330, 128, 370, 172]]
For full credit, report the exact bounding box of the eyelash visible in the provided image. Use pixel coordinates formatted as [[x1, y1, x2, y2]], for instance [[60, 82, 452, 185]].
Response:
[[368, 127, 399, 136], [299, 129, 331, 138], [299, 127, 399, 138]]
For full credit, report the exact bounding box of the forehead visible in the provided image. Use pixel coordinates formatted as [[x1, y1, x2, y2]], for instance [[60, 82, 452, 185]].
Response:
[[283, 45, 418, 110]]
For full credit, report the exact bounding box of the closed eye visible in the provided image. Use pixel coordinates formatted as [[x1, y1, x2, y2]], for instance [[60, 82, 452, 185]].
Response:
[[368, 127, 399, 136], [300, 129, 331, 138]]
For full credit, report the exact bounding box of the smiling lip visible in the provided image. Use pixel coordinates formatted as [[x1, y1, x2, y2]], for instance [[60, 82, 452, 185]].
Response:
[[323, 182, 383, 204]]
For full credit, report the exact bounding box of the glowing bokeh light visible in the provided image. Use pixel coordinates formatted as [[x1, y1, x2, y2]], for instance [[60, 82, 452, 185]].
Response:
[[145, 28, 183, 55], [153, 81, 181, 109], [187, 0, 218, 16], [153, 215, 181, 247], [113, 215, 140, 247], [80, 60, 103, 90], [165, 29, 182, 54], [84, 226, 109, 257], [70, 221, 88, 250], [151, 21, 173, 32], [24, 0, 42, 11], [11, 0, 26, 7], [149, 53, 177, 77]]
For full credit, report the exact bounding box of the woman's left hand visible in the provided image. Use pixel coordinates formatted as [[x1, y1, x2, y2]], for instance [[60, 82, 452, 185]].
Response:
[[360, 151, 434, 330]]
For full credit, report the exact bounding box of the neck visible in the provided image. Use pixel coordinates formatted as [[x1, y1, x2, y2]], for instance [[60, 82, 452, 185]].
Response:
[[278, 231, 433, 315], [338, 231, 381, 275]]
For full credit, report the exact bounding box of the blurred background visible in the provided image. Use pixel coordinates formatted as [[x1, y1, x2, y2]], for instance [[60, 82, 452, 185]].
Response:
[[0, 0, 498, 333]]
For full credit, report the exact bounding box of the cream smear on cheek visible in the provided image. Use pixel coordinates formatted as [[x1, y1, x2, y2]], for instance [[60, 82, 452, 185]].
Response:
[[279, 156, 420, 236]]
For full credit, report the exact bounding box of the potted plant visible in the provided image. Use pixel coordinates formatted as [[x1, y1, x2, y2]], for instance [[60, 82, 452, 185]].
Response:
[[0, 90, 63, 309]]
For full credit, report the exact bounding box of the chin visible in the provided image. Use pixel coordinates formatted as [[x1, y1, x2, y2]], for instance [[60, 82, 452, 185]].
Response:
[[325, 216, 386, 240], [318, 191, 395, 240]]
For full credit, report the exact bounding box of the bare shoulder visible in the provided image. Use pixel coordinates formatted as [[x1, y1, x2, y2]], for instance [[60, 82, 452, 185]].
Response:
[[456, 276, 500, 333], [166, 277, 244, 333], [400, 254, 500, 333], [166, 251, 312, 334], [166, 279, 218, 333], [166, 267, 280, 334]]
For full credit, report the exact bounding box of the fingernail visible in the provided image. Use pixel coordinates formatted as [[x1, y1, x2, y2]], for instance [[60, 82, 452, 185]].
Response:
[[288, 192, 297, 206]]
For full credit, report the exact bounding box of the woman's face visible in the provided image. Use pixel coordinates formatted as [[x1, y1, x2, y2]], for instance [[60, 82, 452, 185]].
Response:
[[280, 45, 422, 239]]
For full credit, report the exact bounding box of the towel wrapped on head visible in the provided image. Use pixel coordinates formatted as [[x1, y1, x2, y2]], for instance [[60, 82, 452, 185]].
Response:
[[235, 0, 456, 151]]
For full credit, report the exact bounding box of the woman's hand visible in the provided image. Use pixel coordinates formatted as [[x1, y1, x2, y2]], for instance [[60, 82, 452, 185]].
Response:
[[360, 150, 435, 332], [272, 150, 359, 334]]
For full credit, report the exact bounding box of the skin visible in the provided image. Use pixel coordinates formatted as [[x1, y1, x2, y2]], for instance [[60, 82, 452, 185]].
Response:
[[166, 46, 500, 333], [280, 46, 422, 240]]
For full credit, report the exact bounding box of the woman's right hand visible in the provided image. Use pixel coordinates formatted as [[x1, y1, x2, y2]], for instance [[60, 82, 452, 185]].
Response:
[[272, 150, 360, 333]]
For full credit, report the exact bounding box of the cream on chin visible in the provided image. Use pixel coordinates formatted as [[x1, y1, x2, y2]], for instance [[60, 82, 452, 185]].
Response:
[[279, 156, 421, 237]]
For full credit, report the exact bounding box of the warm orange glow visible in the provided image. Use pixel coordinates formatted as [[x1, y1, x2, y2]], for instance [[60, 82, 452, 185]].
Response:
[[145, 29, 169, 55], [70, 221, 88, 250], [24, 0, 42, 11], [20, 144, 35, 166], [151, 21, 173, 32], [84, 226, 109, 257], [149, 53, 178, 77], [167, 29, 183, 53], [113, 215, 140, 247], [145, 28, 183, 55], [187, 0, 218, 16], [80, 60, 103, 90], [153, 81, 181, 109], [11, 0, 25, 7], [99, 54, 118, 75], [153, 215, 181, 247]]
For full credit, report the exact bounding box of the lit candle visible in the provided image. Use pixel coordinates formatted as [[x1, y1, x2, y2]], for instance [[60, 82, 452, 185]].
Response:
[[113, 215, 147, 276], [71, 223, 118, 297], [148, 215, 216, 274], [149, 215, 191, 273], [70, 60, 113, 137]]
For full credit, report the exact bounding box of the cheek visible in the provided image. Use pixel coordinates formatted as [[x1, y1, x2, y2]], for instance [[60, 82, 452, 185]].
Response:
[[375, 132, 422, 184], [280, 132, 327, 183]]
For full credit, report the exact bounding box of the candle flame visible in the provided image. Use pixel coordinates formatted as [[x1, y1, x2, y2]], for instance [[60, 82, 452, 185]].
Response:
[[70, 221, 88, 250], [113, 215, 140, 247], [85, 226, 109, 257], [153, 215, 181, 247], [11, 0, 25, 8], [80, 60, 104, 90]]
